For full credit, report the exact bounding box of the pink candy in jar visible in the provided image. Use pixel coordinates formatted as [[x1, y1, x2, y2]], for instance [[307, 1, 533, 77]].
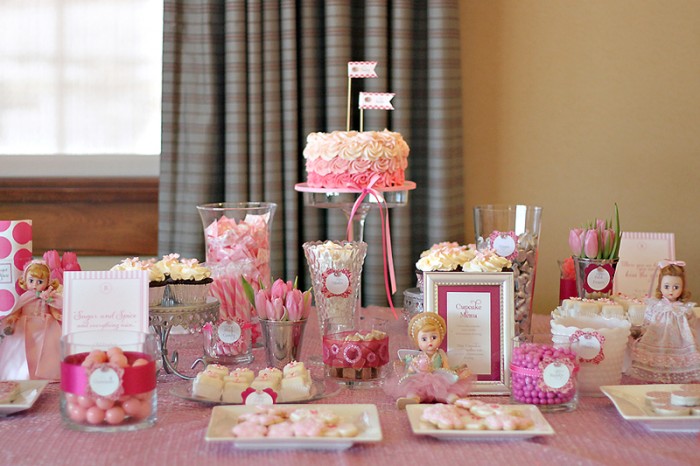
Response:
[[510, 335, 579, 412], [60, 331, 157, 432]]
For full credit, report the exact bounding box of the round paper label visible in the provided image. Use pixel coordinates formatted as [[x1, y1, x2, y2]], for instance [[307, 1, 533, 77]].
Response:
[[218, 321, 242, 344], [244, 390, 274, 406], [492, 235, 517, 258], [542, 362, 571, 389], [585, 266, 612, 291], [323, 269, 351, 297], [88, 366, 121, 397], [572, 334, 602, 360]]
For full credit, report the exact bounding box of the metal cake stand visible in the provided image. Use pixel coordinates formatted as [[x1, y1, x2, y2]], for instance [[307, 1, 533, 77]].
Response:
[[149, 297, 219, 380]]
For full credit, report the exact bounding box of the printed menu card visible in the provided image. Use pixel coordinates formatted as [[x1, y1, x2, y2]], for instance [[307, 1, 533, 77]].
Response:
[[614, 232, 675, 299], [62, 270, 149, 335]]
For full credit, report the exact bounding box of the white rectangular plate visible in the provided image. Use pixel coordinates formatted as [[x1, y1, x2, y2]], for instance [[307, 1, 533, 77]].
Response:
[[600, 384, 700, 432], [0, 380, 49, 416], [405, 404, 554, 441], [205, 404, 382, 450]]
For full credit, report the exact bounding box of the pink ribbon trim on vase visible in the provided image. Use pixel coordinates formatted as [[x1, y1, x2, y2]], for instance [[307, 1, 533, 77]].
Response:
[[345, 174, 397, 319], [60, 351, 156, 396]]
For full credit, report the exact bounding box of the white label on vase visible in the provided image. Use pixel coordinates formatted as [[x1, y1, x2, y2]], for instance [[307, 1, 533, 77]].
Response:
[[572, 334, 602, 361], [218, 321, 242, 344], [88, 366, 121, 397], [586, 266, 612, 291], [323, 269, 351, 297], [492, 235, 516, 258], [542, 362, 570, 389], [244, 390, 275, 406]]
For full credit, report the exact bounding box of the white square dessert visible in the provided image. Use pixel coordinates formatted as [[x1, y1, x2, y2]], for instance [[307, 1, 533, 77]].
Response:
[[192, 371, 224, 401]]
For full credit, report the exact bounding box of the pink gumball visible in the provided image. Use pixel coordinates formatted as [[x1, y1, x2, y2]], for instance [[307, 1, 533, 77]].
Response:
[[89, 350, 108, 363], [122, 398, 142, 417], [95, 397, 115, 410], [109, 353, 129, 368], [77, 395, 95, 409], [68, 404, 87, 423], [136, 391, 153, 401], [107, 346, 124, 358], [105, 406, 126, 425], [64, 392, 77, 404], [132, 358, 149, 367], [86, 406, 106, 425]]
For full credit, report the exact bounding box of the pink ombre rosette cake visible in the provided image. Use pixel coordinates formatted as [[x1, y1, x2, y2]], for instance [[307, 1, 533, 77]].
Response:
[[302, 130, 409, 189]]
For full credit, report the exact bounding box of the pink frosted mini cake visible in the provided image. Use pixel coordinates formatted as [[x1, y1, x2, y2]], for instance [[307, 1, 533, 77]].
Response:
[[302, 130, 409, 189]]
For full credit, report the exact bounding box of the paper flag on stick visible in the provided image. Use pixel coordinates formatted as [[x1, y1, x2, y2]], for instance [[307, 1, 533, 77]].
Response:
[[359, 92, 395, 110], [348, 61, 378, 78]]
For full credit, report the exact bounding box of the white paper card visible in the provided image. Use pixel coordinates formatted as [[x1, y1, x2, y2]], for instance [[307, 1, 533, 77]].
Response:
[[445, 291, 492, 374], [62, 270, 149, 335], [614, 232, 675, 299]]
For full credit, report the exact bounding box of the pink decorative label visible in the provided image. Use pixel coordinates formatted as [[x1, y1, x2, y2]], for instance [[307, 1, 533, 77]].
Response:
[[569, 330, 606, 364], [538, 356, 577, 393], [488, 230, 518, 260], [321, 269, 352, 298], [583, 263, 615, 293]]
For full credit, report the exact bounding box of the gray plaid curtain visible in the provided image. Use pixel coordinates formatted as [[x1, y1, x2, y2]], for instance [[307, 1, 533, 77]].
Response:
[[159, 0, 464, 305]]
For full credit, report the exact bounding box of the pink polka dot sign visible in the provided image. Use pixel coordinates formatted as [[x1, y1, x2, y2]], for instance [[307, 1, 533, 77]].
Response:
[[0, 220, 32, 317]]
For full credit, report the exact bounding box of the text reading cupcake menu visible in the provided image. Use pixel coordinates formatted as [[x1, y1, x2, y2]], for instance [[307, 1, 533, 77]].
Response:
[[62, 271, 149, 335]]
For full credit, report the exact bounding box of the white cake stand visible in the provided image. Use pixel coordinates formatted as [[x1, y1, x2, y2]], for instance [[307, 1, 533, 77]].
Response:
[[294, 181, 416, 242]]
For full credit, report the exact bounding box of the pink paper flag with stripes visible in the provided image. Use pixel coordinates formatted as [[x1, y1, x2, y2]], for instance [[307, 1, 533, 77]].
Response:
[[348, 61, 378, 78], [359, 92, 395, 110]]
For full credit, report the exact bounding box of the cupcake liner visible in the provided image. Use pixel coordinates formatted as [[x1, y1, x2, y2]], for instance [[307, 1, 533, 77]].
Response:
[[169, 283, 211, 304]]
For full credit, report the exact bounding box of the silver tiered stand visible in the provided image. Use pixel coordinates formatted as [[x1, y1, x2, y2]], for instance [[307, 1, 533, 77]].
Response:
[[294, 181, 416, 242], [149, 297, 219, 380]]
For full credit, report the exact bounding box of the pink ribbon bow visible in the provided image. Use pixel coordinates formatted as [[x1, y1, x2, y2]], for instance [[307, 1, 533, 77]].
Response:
[[345, 174, 397, 319], [658, 259, 686, 269]]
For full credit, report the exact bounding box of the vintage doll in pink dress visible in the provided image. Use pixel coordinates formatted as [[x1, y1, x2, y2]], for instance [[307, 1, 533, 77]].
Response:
[[630, 261, 700, 383], [0, 260, 63, 380], [387, 312, 472, 409]]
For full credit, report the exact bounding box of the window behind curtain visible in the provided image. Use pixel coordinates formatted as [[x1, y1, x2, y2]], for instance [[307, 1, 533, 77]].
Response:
[[0, 0, 162, 157]]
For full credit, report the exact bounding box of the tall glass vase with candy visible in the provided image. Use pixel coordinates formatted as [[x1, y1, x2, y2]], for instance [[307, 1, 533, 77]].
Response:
[[197, 202, 276, 365]]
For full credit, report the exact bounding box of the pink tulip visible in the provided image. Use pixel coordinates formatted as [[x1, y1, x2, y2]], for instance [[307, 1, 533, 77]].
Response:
[[595, 219, 606, 232], [569, 228, 585, 256], [255, 290, 270, 318], [583, 229, 599, 258], [62, 252, 81, 271], [301, 290, 312, 319], [600, 229, 614, 258], [285, 289, 302, 321], [272, 297, 285, 320], [270, 279, 288, 300]]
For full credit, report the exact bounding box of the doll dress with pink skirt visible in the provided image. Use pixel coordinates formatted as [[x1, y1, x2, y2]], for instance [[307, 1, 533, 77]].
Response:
[[630, 297, 700, 383], [385, 350, 472, 403], [0, 291, 62, 381]]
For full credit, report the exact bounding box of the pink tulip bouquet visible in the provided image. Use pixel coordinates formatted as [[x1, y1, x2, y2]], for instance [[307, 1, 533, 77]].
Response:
[[568, 204, 622, 260], [243, 277, 312, 322]]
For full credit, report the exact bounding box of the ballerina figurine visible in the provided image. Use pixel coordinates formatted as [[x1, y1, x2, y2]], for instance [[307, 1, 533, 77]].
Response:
[[388, 312, 472, 409], [0, 260, 63, 380], [630, 261, 700, 383]]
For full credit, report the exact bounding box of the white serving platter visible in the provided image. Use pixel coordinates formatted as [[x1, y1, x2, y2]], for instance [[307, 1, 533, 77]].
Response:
[[600, 384, 700, 432], [205, 404, 382, 450], [405, 404, 555, 441], [170, 377, 341, 405], [0, 380, 49, 417]]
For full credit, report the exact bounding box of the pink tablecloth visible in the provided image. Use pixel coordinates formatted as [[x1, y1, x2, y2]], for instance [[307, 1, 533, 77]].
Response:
[[0, 311, 698, 466]]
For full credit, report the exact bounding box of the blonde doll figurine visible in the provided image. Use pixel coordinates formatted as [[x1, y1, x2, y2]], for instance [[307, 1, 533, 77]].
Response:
[[630, 261, 700, 383], [387, 312, 472, 409], [0, 260, 63, 380]]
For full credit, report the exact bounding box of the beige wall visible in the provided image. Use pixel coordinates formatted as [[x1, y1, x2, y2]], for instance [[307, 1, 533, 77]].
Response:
[[460, 1, 700, 314]]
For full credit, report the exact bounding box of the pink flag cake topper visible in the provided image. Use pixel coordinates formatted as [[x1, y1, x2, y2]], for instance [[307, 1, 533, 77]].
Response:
[[0, 220, 33, 318], [359, 92, 395, 110], [348, 61, 378, 78]]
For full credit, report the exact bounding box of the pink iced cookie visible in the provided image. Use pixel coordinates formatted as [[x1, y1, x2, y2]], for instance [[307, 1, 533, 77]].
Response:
[[653, 403, 691, 416], [644, 391, 671, 407], [232, 421, 268, 438], [453, 398, 485, 410], [291, 418, 327, 437], [0, 381, 20, 404], [237, 412, 284, 426], [267, 421, 295, 438], [420, 404, 466, 430], [670, 390, 700, 407]]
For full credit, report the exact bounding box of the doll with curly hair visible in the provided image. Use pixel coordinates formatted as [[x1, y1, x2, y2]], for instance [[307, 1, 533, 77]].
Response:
[[0, 260, 63, 380], [630, 261, 700, 383]]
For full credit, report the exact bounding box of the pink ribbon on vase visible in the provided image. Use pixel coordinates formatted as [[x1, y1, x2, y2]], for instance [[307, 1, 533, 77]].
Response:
[[345, 174, 397, 319]]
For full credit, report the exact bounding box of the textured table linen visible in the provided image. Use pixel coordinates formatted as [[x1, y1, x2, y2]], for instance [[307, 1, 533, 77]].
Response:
[[0, 311, 698, 466]]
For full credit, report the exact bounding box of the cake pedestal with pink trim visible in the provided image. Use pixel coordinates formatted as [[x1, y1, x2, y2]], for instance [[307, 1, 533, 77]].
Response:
[[294, 181, 416, 243]]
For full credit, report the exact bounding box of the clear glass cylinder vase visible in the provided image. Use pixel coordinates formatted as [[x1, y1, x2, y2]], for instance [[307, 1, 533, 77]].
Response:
[[197, 202, 276, 356], [474, 204, 542, 336]]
